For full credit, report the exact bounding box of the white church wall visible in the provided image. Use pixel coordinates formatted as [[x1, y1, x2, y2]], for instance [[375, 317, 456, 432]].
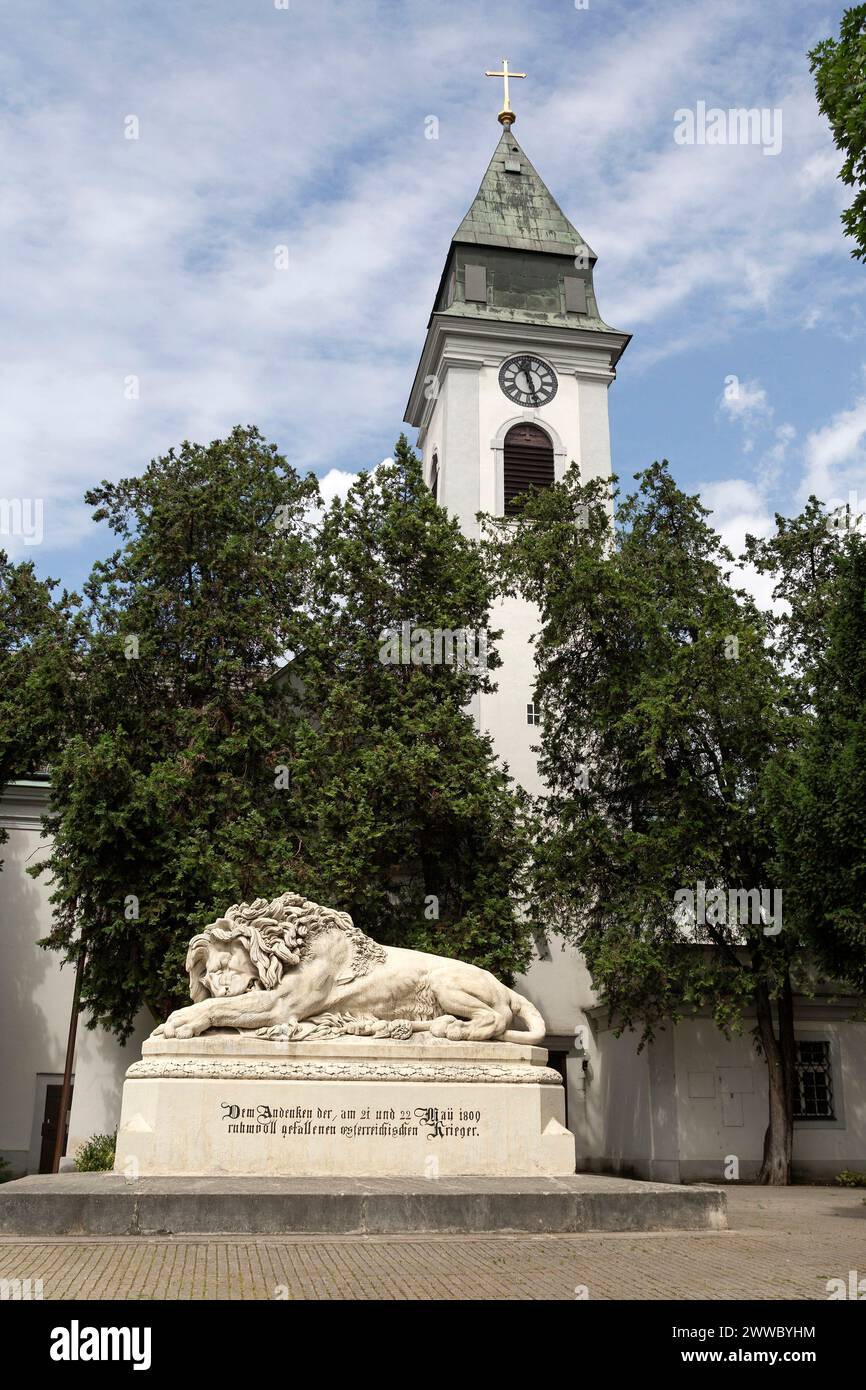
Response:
[[672, 1020, 766, 1183], [66, 1010, 151, 1165], [0, 785, 74, 1174], [428, 362, 481, 540], [789, 1022, 866, 1179], [672, 1016, 866, 1183], [480, 594, 545, 796], [0, 784, 147, 1174], [575, 1025, 654, 1177], [575, 373, 615, 485], [516, 935, 595, 1031]]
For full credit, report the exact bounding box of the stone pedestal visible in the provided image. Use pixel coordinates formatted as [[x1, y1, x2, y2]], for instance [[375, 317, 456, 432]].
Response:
[[113, 1035, 575, 1178]]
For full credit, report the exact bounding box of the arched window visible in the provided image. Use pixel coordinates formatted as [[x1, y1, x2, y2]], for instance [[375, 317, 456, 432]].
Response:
[[429, 451, 439, 501], [503, 423, 554, 516]]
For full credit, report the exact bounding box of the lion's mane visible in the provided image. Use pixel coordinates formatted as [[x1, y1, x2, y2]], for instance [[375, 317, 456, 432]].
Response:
[[186, 892, 385, 1002]]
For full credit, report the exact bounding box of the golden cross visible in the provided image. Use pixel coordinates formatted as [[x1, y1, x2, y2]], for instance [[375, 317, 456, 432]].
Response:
[[485, 58, 526, 126]]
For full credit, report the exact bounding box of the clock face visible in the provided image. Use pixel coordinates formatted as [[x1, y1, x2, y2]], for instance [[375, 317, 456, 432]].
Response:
[[498, 354, 558, 407]]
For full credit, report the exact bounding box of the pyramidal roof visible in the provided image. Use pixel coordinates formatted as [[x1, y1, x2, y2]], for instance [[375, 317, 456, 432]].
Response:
[[453, 127, 596, 261]]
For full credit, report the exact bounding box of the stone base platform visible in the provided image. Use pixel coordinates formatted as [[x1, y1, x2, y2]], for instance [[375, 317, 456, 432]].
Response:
[[0, 1172, 727, 1236], [113, 1035, 577, 1178]]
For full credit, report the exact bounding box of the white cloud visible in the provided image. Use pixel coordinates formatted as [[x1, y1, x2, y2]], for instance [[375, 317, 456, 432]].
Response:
[[698, 477, 777, 610], [755, 422, 796, 491], [718, 379, 770, 423], [801, 393, 866, 504], [316, 468, 363, 509]]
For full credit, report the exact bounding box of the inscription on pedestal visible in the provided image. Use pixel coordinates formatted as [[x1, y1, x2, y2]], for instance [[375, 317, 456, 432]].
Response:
[[219, 1100, 483, 1141]]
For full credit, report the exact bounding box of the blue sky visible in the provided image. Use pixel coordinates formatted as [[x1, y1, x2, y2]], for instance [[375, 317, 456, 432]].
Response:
[[2, 0, 864, 608]]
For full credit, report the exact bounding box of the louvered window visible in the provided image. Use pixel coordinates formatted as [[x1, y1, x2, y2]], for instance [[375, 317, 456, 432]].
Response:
[[503, 423, 554, 516]]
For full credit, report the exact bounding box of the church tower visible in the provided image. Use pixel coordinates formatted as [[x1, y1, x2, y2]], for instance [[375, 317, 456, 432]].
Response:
[[404, 70, 630, 796]]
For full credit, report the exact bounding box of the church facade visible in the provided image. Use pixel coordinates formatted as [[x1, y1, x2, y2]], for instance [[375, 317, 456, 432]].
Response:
[[2, 110, 865, 1183]]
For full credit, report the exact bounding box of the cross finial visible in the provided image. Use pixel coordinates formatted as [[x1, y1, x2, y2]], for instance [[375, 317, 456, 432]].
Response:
[[484, 57, 526, 127]]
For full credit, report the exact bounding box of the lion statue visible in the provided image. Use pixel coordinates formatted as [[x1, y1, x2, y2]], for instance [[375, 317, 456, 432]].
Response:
[[154, 892, 546, 1046]]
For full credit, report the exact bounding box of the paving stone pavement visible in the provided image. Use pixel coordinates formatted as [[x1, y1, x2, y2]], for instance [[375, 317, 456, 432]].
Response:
[[0, 1185, 863, 1300]]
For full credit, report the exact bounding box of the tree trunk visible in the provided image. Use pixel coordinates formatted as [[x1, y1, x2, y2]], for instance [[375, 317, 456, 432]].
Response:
[[756, 976, 795, 1185]]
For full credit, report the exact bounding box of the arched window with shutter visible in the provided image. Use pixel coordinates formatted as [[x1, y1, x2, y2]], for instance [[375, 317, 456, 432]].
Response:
[[429, 451, 439, 501], [503, 423, 554, 516]]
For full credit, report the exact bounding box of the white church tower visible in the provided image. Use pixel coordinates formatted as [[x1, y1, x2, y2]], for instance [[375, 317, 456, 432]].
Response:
[[404, 71, 630, 1095], [404, 73, 630, 798]]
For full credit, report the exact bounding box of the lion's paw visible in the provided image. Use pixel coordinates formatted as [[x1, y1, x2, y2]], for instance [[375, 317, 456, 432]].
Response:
[[429, 1015, 459, 1039], [160, 1003, 212, 1039]]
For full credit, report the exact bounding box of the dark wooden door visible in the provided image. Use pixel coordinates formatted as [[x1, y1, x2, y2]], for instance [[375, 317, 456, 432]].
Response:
[[547, 1050, 569, 1128], [39, 1084, 72, 1173]]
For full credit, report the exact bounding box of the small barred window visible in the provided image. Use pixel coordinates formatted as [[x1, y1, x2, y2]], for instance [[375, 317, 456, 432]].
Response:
[[794, 1040, 835, 1121]]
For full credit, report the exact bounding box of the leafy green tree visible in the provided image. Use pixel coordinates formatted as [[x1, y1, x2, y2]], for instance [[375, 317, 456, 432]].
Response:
[[810, 5, 866, 261], [36, 429, 531, 1040], [35, 427, 318, 1039], [490, 462, 803, 1183], [0, 554, 81, 865], [748, 505, 866, 996], [286, 435, 533, 980]]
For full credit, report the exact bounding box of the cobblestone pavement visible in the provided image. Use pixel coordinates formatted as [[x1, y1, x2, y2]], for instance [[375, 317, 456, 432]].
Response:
[[0, 1186, 863, 1300]]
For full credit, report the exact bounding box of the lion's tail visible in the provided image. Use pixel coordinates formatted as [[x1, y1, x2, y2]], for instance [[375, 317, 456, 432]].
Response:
[[502, 989, 547, 1046]]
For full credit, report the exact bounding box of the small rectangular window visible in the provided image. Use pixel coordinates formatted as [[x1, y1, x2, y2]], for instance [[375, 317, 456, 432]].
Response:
[[564, 276, 588, 314], [526, 703, 540, 726], [794, 1040, 835, 1120], [464, 264, 487, 303]]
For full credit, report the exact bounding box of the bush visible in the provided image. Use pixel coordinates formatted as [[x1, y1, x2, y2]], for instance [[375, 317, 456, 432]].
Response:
[[73, 1133, 116, 1172], [0, 1156, 13, 1184], [835, 1170, 866, 1188]]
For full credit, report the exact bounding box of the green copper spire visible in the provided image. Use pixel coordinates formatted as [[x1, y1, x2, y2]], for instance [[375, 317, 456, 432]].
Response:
[[453, 127, 596, 261]]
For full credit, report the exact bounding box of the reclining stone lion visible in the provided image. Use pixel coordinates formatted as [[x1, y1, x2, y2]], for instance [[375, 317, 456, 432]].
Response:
[[154, 892, 546, 1045]]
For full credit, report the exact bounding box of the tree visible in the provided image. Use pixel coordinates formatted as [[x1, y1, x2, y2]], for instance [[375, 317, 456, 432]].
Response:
[[810, 5, 866, 261], [748, 504, 866, 996], [490, 461, 803, 1183], [35, 427, 318, 1040], [285, 435, 533, 980], [0, 554, 81, 865], [36, 428, 532, 1041]]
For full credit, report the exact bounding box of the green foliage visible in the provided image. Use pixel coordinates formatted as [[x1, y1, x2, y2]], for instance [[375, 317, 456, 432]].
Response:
[[488, 461, 796, 1040], [836, 1169, 866, 1187], [286, 436, 533, 980], [749, 512, 866, 993], [35, 428, 532, 1038], [488, 461, 806, 1181], [810, 5, 866, 260], [34, 427, 319, 1038], [0, 1156, 13, 1183], [73, 1132, 116, 1172], [0, 554, 82, 865]]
